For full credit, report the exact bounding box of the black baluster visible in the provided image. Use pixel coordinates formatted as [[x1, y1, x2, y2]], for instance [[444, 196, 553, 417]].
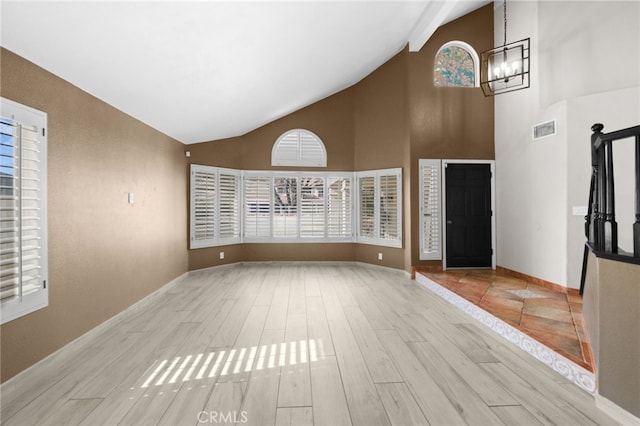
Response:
[[604, 140, 618, 253], [592, 124, 605, 251], [587, 123, 603, 246], [635, 135, 640, 257]]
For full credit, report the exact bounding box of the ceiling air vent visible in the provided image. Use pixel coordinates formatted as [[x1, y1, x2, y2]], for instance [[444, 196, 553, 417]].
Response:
[[532, 120, 556, 140]]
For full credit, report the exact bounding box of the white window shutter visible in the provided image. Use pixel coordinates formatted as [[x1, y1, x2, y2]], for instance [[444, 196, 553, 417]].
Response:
[[300, 176, 325, 237], [419, 159, 442, 260], [358, 175, 376, 239], [272, 177, 298, 237], [274, 132, 299, 163], [379, 174, 400, 242], [327, 176, 352, 238], [1, 98, 48, 324], [190, 165, 216, 248], [218, 172, 240, 240], [243, 175, 272, 239], [355, 168, 402, 248], [272, 129, 327, 167]]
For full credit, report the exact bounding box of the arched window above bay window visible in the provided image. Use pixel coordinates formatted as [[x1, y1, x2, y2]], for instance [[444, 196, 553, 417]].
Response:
[[271, 129, 327, 167]]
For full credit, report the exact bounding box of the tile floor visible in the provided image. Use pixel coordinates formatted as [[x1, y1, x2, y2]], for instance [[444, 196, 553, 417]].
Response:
[[417, 269, 594, 372]]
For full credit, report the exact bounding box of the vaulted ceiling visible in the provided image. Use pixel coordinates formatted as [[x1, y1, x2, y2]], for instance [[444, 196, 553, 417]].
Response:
[[1, 1, 491, 144]]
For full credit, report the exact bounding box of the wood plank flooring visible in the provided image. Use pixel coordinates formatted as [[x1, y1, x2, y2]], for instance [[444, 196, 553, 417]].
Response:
[[0, 263, 617, 426]]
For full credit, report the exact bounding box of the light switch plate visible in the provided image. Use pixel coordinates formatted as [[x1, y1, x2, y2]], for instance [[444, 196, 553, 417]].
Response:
[[572, 206, 588, 216]]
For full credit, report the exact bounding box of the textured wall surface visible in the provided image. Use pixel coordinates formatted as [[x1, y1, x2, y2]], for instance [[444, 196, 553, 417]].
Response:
[[0, 48, 188, 382]]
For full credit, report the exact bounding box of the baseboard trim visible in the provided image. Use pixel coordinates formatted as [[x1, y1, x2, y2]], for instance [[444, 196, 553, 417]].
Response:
[[0, 271, 189, 388], [411, 265, 444, 279], [357, 261, 411, 279], [190, 260, 410, 278], [496, 266, 580, 296], [595, 394, 640, 425]]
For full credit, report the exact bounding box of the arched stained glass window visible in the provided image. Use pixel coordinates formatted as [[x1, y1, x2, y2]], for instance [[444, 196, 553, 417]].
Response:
[[434, 41, 479, 88]]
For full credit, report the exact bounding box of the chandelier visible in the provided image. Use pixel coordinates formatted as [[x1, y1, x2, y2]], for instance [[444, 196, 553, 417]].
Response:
[[480, 0, 530, 96]]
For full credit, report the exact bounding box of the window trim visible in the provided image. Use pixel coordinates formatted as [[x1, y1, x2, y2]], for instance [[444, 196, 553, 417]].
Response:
[[355, 168, 403, 248], [189, 165, 402, 249], [271, 129, 327, 167], [242, 170, 354, 244], [190, 164, 242, 249], [1, 97, 48, 325]]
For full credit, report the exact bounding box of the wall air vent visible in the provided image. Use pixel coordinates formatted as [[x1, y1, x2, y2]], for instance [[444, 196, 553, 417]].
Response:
[[533, 120, 556, 140]]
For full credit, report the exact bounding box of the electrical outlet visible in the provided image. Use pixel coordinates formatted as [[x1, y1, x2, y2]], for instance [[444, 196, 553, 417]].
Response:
[[378, 252, 383, 261], [220, 251, 225, 260]]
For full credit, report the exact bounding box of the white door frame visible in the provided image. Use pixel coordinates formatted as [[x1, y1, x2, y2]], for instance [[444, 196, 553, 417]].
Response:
[[441, 159, 496, 270]]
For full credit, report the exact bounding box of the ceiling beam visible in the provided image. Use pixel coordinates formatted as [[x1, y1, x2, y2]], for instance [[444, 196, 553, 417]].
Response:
[[407, 0, 459, 52]]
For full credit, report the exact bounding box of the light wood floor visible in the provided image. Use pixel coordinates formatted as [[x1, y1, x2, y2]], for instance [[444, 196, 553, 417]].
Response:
[[1, 263, 617, 426]]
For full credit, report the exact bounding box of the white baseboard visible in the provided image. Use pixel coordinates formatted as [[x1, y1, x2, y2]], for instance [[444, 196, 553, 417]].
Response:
[[356, 261, 411, 279], [595, 394, 640, 425]]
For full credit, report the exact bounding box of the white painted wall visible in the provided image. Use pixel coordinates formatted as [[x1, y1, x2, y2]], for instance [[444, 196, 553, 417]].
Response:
[[567, 87, 640, 287], [494, 1, 640, 288]]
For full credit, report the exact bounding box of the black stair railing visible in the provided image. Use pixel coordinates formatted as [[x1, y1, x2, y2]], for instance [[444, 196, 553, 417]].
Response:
[[581, 123, 640, 294]]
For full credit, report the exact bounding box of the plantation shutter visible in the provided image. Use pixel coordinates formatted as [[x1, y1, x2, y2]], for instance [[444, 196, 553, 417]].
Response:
[[419, 159, 442, 260], [1, 98, 48, 324], [379, 173, 399, 242], [273, 177, 298, 237], [358, 175, 375, 239], [244, 175, 272, 238], [356, 169, 402, 248], [300, 177, 325, 238], [299, 132, 326, 166], [327, 176, 352, 238], [218, 172, 240, 241], [272, 129, 327, 167], [190, 165, 216, 248], [272, 132, 299, 164]]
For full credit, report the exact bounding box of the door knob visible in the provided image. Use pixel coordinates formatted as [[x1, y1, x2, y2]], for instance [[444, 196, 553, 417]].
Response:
[[446, 220, 453, 224]]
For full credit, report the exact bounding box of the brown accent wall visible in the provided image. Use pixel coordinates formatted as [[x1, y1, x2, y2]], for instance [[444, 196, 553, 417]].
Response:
[[188, 5, 494, 273], [0, 48, 188, 382], [409, 4, 495, 267], [241, 90, 355, 172], [353, 49, 410, 270], [188, 88, 356, 269], [243, 243, 355, 263]]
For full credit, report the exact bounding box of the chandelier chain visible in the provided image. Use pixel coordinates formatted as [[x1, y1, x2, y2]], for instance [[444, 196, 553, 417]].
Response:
[[503, 0, 508, 46]]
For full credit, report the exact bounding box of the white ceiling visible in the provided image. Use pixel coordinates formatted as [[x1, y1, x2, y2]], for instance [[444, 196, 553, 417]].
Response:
[[1, 1, 490, 144]]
